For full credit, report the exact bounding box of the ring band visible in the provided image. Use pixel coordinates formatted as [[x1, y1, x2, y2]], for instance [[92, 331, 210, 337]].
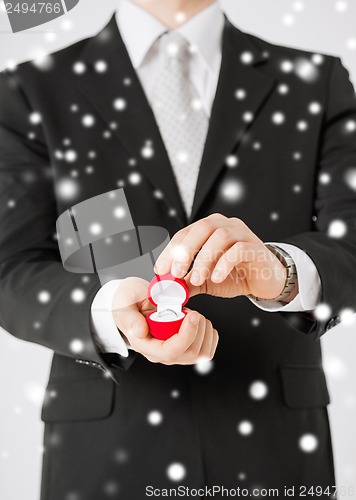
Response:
[[158, 309, 178, 318]]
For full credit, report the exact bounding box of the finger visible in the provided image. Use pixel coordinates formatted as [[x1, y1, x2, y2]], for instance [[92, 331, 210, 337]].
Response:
[[131, 311, 200, 363], [184, 271, 204, 297], [189, 228, 237, 286], [181, 313, 206, 360], [209, 329, 219, 359], [159, 311, 200, 363], [154, 229, 190, 276], [197, 320, 215, 360], [211, 241, 257, 283], [169, 218, 230, 278], [155, 216, 230, 278], [114, 306, 150, 340]]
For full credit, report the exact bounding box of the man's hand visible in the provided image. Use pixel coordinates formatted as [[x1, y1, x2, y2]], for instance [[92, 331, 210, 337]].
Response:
[[154, 214, 298, 302], [112, 277, 219, 365]]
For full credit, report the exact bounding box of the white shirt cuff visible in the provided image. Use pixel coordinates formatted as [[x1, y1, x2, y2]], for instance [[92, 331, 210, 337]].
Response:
[[248, 243, 321, 313], [91, 280, 130, 357]]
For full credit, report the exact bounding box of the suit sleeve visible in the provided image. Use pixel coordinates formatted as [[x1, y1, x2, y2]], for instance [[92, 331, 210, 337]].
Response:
[[0, 70, 135, 378], [281, 57, 356, 340]]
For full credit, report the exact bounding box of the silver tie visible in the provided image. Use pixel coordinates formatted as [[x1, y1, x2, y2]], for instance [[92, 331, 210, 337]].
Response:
[[151, 31, 209, 217]]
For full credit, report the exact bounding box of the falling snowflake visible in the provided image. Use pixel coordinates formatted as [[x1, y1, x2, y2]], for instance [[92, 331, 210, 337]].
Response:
[[340, 308, 356, 325], [346, 38, 356, 51], [95, 60, 108, 73], [235, 88, 247, 100], [293, 152, 302, 161], [147, 410, 163, 426], [243, 111, 254, 123], [314, 303, 332, 321], [278, 83, 289, 95], [327, 219, 347, 238], [335, 0, 348, 12], [293, 1, 304, 11], [64, 150, 78, 163], [176, 151, 190, 165], [113, 206, 126, 219], [171, 389, 180, 398], [172, 245, 189, 261], [89, 223, 103, 236], [312, 54, 324, 65], [82, 114, 95, 127], [295, 58, 319, 82], [237, 420, 254, 436], [194, 359, 214, 375], [272, 112, 285, 125], [85, 166, 94, 174], [282, 14, 295, 26], [169, 208, 177, 217], [29, 112, 42, 125], [270, 212, 279, 221], [238, 472, 247, 481], [69, 339, 84, 354], [103, 130, 112, 139], [175, 11, 186, 24], [104, 481, 119, 495], [141, 144, 154, 158], [293, 184, 302, 193], [345, 120, 356, 132], [7, 199, 16, 208], [153, 190, 164, 199], [38, 290, 51, 303], [113, 98, 127, 111], [61, 18, 73, 31], [324, 355, 347, 379], [113, 448, 129, 464], [280, 60, 294, 73], [167, 463, 186, 482], [57, 178, 79, 200], [221, 179, 245, 203], [299, 433, 319, 453], [226, 155, 239, 168], [319, 172, 331, 184], [71, 289, 86, 303], [297, 120, 308, 131], [25, 382, 45, 405], [308, 102, 322, 114], [73, 61, 86, 74], [128, 172, 142, 185], [240, 51, 254, 64], [249, 381, 268, 400], [32, 53, 54, 71], [251, 318, 261, 326], [191, 98, 203, 111]]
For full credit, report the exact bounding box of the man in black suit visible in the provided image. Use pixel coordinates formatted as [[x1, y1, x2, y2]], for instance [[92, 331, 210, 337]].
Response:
[[0, 0, 356, 498]]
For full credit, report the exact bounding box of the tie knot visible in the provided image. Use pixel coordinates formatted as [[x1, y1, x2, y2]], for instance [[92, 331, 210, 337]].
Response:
[[160, 31, 190, 64]]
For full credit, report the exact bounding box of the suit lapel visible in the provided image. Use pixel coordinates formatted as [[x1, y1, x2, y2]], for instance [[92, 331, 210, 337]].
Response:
[[189, 17, 277, 222], [77, 16, 188, 226]]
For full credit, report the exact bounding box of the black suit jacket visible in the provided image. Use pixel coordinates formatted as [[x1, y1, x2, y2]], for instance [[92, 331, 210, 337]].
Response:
[[1, 14, 356, 499]]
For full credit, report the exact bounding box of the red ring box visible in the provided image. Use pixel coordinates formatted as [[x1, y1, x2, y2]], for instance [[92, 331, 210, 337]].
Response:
[[147, 273, 189, 340]]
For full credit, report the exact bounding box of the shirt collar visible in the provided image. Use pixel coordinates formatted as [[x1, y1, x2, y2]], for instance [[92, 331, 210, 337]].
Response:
[[116, 0, 224, 71]]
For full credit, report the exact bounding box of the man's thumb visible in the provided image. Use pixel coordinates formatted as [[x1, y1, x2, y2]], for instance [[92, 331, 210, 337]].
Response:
[[116, 308, 149, 340]]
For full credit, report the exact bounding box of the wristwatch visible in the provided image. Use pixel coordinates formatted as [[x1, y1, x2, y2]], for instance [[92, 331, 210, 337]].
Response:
[[248, 244, 298, 302]]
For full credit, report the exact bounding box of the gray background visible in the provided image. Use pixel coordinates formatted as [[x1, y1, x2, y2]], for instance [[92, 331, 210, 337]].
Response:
[[0, 1, 355, 498]]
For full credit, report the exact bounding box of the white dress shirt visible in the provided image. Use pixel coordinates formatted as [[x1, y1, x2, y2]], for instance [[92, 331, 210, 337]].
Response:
[[91, 0, 322, 357]]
